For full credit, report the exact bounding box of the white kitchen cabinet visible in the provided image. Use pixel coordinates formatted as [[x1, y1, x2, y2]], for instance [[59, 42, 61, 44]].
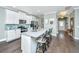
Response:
[[18, 12, 37, 24], [15, 29, 21, 39], [21, 35, 37, 53], [26, 16, 33, 24], [32, 16, 36, 21], [18, 12, 23, 20], [23, 15, 31, 24], [26, 18, 31, 24], [19, 12, 26, 20], [5, 9, 19, 24], [21, 35, 31, 52], [21, 30, 46, 53], [23, 13, 27, 20], [6, 30, 15, 42], [13, 11, 19, 24], [19, 12, 30, 24], [6, 29, 21, 42]]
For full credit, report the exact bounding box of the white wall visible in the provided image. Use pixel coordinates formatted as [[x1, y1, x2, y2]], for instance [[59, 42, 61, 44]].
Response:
[[44, 13, 58, 36], [0, 8, 6, 42], [74, 9, 79, 39]]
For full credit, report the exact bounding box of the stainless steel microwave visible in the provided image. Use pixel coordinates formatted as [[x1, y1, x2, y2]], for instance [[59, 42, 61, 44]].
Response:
[[19, 20, 26, 24]]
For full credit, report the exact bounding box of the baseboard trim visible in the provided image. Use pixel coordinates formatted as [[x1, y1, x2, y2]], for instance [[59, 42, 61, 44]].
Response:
[[0, 38, 6, 42]]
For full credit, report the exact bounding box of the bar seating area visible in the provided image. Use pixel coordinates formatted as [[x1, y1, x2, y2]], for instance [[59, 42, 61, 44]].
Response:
[[36, 30, 52, 53]]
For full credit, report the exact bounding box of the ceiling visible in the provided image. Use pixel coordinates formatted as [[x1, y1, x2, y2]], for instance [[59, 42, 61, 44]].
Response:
[[14, 6, 66, 15], [3, 6, 78, 16]]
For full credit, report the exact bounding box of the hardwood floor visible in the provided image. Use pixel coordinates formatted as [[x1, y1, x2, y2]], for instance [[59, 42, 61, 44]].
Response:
[[0, 39, 21, 53], [46, 31, 79, 53], [0, 31, 79, 53]]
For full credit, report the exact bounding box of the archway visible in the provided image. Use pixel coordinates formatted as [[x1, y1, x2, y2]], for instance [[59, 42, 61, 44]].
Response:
[[58, 17, 68, 32]]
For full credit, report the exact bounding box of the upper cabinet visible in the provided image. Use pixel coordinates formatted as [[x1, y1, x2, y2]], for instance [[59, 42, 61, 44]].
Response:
[[18, 12, 36, 24], [5, 10, 37, 24], [19, 12, 26, 20], [5, 10, 19, 24], [26, 16, 32, 24], [27, 16, 37, 24]]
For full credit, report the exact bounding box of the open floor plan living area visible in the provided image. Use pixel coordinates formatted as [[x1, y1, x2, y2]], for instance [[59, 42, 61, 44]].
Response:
[[0, 6, 79, 53]]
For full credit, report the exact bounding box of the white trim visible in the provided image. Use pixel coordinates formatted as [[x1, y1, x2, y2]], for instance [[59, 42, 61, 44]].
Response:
[[0, 38, 6, 42]]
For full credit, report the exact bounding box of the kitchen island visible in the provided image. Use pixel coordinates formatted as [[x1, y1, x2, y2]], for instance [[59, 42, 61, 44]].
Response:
[[21, 29, 46, 53]]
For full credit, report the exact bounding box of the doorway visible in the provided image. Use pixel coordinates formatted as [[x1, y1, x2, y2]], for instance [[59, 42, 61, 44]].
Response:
[[58, 17, 74, 37], [58, 17, 67, 31]]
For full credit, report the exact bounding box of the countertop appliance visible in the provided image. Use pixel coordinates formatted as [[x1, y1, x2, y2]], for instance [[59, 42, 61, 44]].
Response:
[[18, 26, 28, 32], [19, 20, 26, 24]]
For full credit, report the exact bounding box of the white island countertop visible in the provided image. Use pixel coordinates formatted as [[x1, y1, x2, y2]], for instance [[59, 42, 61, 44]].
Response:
[[21, 29, 47, 53], [22, 29, 46, 38]]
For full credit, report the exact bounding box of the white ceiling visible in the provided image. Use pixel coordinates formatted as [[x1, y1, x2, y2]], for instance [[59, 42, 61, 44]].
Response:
[[14, 6, 66, 15]]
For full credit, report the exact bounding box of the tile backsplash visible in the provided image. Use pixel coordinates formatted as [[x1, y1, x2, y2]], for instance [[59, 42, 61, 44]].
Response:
[[5, 24, 30, 30]]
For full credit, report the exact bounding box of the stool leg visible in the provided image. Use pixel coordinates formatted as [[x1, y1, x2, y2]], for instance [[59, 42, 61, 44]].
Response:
[[42, 44, 44, 53], [42, 43, 47, 53], [36, 43, 38, 53], [36, 43, 40, 53]]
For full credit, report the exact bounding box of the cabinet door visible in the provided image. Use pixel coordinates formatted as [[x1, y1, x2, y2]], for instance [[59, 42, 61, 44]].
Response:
[[15, 29, 21, 39], [13, 12, 19, 24], [19, 12, 25, 20], [21, 35, 31, 52], [6, 30, 15, 42], [23, 13, 27, 20], [18, 12, 22, 20], [6, 10, 13, 24], [26, 16, 32, 24], [6, 10, 19, 24]]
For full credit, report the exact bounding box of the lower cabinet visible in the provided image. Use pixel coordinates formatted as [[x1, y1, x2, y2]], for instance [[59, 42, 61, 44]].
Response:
[[21, 35, 37, 53], [21, 35, 31, 53], [6, 29, 21, 42], [15, 29, 21, 39]]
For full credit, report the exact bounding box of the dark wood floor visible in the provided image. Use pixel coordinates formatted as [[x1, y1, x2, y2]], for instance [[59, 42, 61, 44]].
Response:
[[0, 39, 21, 53], [46, 31, 79, 53], [0, 31, 79, 53]]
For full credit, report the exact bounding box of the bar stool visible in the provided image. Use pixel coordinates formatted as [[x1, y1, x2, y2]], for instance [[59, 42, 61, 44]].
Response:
[[45, 31, 52, 47], [45, 34, 50, 47], [36, 36, 47, 53]]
